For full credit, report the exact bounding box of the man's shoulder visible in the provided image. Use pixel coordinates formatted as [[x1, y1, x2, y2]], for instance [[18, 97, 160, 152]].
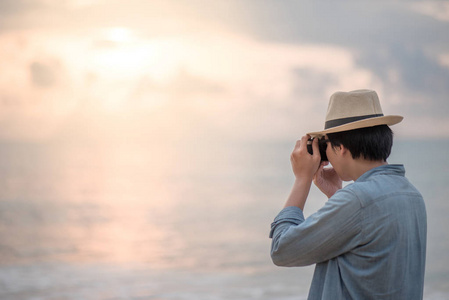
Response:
[[329, 185, 362, 207], [342, 171, 423, 207]]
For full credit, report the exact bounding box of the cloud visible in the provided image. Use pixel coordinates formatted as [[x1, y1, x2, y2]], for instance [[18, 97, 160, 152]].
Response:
[[0, 1, 447, 141], [439, 53, 449, 68], [411, 1, 449, 22], [144, 35, 381, 141], [0, 25, 380, 142], [0, 0, 40, 14], [155, 1, 449, 139], [354, 43, 449, 121], [0, 31, 79, 141], [30, 60, 61, 87]]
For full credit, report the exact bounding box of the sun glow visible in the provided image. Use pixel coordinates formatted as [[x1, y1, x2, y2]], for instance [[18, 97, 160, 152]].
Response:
[[82, 27, 199, 111], [90, 44, 153, 76], [88, 27, 187, 83], [105, 27, 134, 43]]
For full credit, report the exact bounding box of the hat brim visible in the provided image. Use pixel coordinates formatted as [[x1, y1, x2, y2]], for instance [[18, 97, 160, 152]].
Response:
[[307, 115, 403, 137]]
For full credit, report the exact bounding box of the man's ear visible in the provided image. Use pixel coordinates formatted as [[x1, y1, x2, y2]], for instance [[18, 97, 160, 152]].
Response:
[[339, 144, 349, 156]]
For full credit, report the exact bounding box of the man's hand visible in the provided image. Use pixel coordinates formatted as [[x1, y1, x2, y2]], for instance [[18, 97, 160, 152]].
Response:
[[290, 135, 321, 180], [313, 161, 342, 198]]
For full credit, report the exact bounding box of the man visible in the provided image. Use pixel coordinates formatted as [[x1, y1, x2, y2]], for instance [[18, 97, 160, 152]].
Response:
[[269, 90, 426, 299]]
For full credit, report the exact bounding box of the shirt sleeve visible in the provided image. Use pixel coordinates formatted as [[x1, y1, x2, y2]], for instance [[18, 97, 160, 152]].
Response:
[[270, 189, 363, 267]]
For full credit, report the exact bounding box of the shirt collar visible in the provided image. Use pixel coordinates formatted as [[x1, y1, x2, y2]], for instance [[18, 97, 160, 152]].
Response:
[[356, 164, 405, 182]]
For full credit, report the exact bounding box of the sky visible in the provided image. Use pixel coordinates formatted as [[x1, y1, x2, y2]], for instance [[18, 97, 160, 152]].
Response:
[[0, 0, 448, 143]]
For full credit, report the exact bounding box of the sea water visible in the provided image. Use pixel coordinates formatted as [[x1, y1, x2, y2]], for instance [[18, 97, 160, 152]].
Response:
[[0, 138, 447, 299]]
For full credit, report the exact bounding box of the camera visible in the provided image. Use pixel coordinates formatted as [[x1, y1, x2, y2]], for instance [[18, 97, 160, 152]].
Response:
[[307, 137, 328, 161]]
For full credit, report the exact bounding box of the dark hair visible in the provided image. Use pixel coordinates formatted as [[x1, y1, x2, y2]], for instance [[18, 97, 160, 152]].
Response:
[[327, 125, 393, 161]]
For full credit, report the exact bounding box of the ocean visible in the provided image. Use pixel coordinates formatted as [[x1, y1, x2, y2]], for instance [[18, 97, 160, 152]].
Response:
[[0, 138, 447, 299]]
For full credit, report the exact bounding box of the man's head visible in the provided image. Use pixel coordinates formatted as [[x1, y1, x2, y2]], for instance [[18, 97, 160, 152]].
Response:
[[306, 89, 402, 180], [326, 125, 393, 162]]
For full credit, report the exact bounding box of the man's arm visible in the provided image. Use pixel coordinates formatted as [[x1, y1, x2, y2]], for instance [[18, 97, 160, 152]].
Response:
[[270, 189, 362, 267], [270, 135, 357, 267], [283, 135, 321, 210]]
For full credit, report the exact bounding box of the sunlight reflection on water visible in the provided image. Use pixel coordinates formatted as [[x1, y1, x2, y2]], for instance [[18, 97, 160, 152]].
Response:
[[0, 139, 280, 272]]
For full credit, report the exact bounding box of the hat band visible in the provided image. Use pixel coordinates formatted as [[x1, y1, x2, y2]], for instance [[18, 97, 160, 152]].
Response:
[[325, 114, 384, 129]]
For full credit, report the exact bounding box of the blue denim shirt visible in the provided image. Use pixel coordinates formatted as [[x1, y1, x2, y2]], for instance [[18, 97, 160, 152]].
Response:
[[270, 164, 426, 300]]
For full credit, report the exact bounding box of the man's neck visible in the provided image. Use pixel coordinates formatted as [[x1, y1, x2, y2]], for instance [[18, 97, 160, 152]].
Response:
[[350, 159, 388, 181]]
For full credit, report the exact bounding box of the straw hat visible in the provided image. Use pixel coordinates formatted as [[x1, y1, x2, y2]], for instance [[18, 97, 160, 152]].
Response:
[[307, 89, 403, 137]]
